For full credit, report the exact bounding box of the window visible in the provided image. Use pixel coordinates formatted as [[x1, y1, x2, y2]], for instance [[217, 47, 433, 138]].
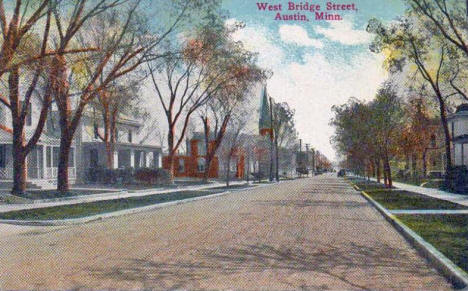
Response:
[[178, 159, 185, 173], [52, 147, 59, 167], [46, 146, 52, 168], [197, 158, 206, 173], [90, 149, 98, 168], [26, 102, 32, 126], [0, 145, 5, 168], [198, 141, 206, 156], [128, 129, 132, 143], [452, 122, 455, 138], [69, 148, 75, 167], [94, 123, 99, 139]]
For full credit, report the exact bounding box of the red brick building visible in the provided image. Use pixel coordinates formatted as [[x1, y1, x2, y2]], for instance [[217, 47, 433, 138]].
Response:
[[162, 133, 245, 179]]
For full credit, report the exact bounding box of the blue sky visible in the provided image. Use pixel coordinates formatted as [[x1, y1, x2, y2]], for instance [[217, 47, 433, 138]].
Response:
[[221, 0, 406, 161]]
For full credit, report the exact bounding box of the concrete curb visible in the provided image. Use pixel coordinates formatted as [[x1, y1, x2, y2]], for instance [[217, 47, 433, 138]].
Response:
[[359, 188, 468, 289], [0, 182, 279, 227], [0, 190, 234, 226]]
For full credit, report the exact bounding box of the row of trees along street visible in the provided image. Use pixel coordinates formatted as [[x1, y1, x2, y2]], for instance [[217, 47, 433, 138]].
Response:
[[0, 0, 279, 194], [332, 0, 468, 190]]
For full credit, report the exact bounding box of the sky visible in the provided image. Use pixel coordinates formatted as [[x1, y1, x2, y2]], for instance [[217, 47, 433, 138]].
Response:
[[221, 0, 407, 161]]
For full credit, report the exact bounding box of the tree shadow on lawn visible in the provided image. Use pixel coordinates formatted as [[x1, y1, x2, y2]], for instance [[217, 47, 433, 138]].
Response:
[[85, 240, 445, 290]]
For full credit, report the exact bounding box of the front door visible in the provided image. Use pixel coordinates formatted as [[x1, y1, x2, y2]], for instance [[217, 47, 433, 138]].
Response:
[[90, 148, 99, 168]]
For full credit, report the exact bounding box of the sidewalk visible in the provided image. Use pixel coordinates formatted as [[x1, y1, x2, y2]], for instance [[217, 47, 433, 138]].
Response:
[[0, 181, 249, 213], [368, 177, 468, 207]]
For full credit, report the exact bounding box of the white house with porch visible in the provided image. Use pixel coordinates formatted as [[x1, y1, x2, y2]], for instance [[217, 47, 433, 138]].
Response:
[[0, 100, 77, 188], [449, 104, 468, 167], [78, 111, 162, 179], [0, 100, 162, 188]]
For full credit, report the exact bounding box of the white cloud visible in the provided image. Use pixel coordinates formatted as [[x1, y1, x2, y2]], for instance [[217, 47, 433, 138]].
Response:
[[228, 21, 285, 69], [266, 52, 387, 161], [278, 25, 323, 48], [315, 19, 373, 45]]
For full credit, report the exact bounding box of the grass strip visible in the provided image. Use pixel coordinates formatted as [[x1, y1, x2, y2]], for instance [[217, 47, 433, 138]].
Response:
[[398, 214, 468, 274], [15, 189, 116, 200], [365, 190, 468, 210], [0, 189, 223, 220]]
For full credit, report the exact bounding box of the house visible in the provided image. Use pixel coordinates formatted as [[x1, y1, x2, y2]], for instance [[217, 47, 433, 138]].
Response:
[[0, 100, 162, 188], [78, 110, 162, 181], [0, 99, 74, 188], [162, 132, 245, 179], [448, 104, 468, 168]]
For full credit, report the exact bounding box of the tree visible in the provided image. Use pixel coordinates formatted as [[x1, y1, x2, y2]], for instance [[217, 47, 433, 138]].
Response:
[[272, 102, 297, 181], [0, 1, 54, 194], [148, 18, 257, 179], [368, 16, 459, 174], [331, 98, 378, 180], [92, 79, 143, 169], [408, 0, 468, 57], [50, 0, 174, 192], [370, 82, 405, 188], [218, 104, 251, 187], [198, 40, 265, 182]]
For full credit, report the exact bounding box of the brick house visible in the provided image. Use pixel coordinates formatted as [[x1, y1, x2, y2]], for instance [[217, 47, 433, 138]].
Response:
[[163, 132, 245, 179]]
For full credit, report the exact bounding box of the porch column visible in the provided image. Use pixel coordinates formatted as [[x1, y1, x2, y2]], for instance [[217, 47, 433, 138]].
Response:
[[154, 151, 161, 168], [462, 143, 465, 167], [113, 151, 118, 169], [130, 149, 135, 168], [42, 146, 47, 179]]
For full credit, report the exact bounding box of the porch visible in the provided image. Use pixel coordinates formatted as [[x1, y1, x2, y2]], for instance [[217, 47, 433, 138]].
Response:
[[0, 144, 76, 181], [82, 142, 162, 171]]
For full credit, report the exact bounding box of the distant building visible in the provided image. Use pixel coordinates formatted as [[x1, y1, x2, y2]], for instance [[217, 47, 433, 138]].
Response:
[[162, 132, 244, 179]]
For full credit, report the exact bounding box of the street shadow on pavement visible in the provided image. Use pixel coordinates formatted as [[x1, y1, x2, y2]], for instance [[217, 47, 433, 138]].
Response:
[[252, 199, 369, 209], [85, 240, 446, 290]]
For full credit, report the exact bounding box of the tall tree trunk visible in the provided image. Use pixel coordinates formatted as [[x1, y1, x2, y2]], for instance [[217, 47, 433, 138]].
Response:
[[10, 69, 27, 194], [438, 99, 452, 173], [412, 153, 417, 178], [226, 151, 233, 187], [57, 135, 72, 193], [274, 129, 279, 182], [167, 126, 176, 180], [383, 152, 392, 188], [422, 149, 428, 179], [375, 158, 381, 183], [12, 146, 26, 194]]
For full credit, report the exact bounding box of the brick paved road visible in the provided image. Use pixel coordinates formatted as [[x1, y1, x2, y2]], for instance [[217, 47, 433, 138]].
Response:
[[0, 174, 453, 290]]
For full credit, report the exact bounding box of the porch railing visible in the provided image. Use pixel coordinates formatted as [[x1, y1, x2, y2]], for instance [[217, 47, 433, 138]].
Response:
[[1, 167, 76, 180], [0, 167, 13, 180]]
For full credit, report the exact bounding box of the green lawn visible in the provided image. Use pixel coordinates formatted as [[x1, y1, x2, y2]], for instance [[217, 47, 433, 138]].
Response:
[[0, 189, 224, 220], [365, 190, 468, 210], [398, 215, 468, 274], [348, 178, 389, 191], [15, 189, 116, 200]]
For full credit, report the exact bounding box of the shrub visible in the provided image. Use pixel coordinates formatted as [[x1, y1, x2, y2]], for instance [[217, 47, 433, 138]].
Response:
[[251, 172, 265, 181], [134, 168, 171, 185], [444, 166, 468, 194]]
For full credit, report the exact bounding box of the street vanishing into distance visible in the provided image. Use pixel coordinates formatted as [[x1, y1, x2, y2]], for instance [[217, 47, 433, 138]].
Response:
[[0, 175, 452, 290]]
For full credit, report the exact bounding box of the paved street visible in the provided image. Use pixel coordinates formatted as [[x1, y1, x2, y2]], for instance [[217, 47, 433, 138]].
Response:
[[0, 174, 452, 290]]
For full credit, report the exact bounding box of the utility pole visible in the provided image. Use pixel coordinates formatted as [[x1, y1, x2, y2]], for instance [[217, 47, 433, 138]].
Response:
[[269, 97, 274, 182]]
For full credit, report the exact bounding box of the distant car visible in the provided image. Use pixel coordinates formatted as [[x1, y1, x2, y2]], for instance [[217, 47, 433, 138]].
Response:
[[337, 169, 346, 177]]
